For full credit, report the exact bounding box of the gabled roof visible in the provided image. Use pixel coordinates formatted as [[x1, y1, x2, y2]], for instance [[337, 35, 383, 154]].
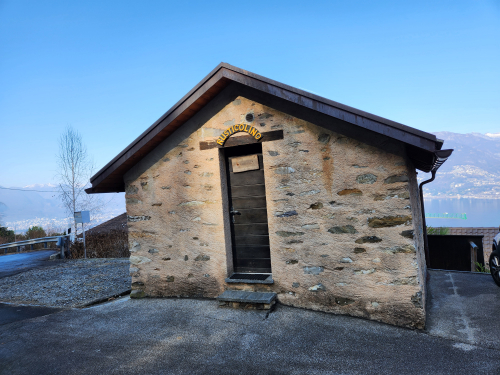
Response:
[[87, 63, 449, 194]]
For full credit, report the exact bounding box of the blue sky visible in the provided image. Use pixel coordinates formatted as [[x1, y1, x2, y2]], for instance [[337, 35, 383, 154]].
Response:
[[1, 0, 499, 187]]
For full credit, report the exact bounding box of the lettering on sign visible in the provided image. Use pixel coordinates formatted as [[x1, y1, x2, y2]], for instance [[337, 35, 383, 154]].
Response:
[[216, 123, 262, 146], [231, 155, 260, 173]]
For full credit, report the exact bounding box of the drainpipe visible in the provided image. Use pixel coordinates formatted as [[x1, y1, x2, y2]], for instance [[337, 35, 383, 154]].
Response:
[[419, 170, 436, 267], [418, 149, 454, 268]]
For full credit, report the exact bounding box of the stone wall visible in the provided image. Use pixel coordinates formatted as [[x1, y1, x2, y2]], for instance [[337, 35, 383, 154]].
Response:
[[124, 96, 426, 329]]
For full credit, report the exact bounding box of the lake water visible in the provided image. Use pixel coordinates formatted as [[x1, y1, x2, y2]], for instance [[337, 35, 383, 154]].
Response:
[[423, 199, 500, 228]]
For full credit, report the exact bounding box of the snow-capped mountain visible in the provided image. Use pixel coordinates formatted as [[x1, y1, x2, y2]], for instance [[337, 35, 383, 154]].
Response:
[[0, 184, 125, 231], [485, 133, 500, 139], [0, 184, 64, 222], [23, 183, 58, 189]]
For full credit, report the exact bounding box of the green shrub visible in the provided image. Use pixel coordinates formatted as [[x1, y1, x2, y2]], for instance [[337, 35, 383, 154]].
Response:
[[475, 262, 489, 273], [427, 226, 449, 235]]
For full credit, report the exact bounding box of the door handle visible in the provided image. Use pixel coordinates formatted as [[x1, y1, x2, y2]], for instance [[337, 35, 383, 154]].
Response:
[[230, 209, 241, 223]]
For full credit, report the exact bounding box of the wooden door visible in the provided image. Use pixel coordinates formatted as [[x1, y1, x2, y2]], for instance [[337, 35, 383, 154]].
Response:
[[225, 144, 271, 274]]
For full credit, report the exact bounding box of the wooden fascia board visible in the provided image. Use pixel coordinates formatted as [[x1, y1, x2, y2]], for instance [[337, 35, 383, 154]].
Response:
[[220, 64, 436, 141], [90, 62, 441, 191], [220, 68, 437, 152], [90, 69, 229, 188]]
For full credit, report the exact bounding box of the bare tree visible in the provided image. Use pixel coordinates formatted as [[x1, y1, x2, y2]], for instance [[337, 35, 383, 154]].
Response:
[[57, 126, 102, 235]]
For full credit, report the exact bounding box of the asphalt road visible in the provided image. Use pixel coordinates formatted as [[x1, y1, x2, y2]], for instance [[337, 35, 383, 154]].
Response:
[[0, 251, 63, 328], [0, 303, 62, 326], [0, 250, 58, 278], [1, 295, 500, 374], [1, 267, 499, 374]]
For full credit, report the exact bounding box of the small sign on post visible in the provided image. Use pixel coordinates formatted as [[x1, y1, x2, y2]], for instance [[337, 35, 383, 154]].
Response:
[[74, 211, 90, 259], [74, 211, 90, 224]]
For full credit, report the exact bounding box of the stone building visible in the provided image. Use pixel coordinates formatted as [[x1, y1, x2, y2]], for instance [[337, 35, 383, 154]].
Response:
[[87, 63, 452, 329]]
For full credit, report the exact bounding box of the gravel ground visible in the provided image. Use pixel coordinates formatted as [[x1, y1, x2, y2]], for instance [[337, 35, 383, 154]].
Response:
[[0, 259, 131, 308]]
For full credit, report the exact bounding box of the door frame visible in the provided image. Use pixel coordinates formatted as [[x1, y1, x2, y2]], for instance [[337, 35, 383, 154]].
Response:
[[219, 147, 235, 277], [219, 143, 272, 276]]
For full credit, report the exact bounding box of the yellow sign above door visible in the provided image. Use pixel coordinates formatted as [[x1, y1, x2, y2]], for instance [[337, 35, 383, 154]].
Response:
[[216, 124, 262, 146]]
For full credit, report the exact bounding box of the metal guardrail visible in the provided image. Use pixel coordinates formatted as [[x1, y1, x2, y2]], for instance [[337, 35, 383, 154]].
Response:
[[0, 235, 71, 258]]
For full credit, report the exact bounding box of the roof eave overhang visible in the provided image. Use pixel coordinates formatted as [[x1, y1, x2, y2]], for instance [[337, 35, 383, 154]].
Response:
[[88, 63, 444, 193]]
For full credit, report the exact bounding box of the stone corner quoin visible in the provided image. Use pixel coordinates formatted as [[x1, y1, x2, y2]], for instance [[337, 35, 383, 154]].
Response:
[[122, 96, 426, 330]]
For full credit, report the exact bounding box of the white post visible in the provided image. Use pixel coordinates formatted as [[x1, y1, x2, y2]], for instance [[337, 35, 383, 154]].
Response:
[[83, 223, 87, 259]]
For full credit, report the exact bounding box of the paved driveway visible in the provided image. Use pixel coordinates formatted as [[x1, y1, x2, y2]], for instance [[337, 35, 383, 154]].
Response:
[[0, 250, 58, 278], [1, 297, 500, 374], [1, 269, 499, 374], [426, 269, 500, 350]]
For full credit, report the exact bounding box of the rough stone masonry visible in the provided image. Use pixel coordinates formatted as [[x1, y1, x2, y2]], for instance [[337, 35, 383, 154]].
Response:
[[124, 96, 426, 329]]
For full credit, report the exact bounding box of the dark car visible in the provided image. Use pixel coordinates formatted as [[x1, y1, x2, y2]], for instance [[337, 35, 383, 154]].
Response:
[[490, 227, 500, 286]]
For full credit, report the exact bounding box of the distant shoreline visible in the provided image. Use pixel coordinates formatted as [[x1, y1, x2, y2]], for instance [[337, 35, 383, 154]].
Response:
[[423, 196, 500, 200]]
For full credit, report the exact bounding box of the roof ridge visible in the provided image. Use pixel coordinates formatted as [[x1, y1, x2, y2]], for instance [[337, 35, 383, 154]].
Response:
[[88, 63, 448, 193]]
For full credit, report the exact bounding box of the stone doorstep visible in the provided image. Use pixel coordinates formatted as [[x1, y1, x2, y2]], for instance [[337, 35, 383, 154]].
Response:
[[225, 277, 274, 284], [216, 290, 277, 305], [218, 300, 275, 310]]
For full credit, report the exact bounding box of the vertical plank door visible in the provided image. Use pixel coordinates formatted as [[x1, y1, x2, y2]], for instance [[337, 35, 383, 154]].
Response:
[[226, 144, 271, 273]]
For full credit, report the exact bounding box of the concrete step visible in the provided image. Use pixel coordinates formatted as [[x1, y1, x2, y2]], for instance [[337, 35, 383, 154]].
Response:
[[217, 290, 277, 310], [225, 273, 274, 284]]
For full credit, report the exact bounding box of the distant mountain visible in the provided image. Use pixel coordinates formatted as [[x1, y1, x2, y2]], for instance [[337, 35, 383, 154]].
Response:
[[420, 132, 500, 199], [0, 185, 65, 222], [0, 184, 125, 231], [1, 132, 498, 230]]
